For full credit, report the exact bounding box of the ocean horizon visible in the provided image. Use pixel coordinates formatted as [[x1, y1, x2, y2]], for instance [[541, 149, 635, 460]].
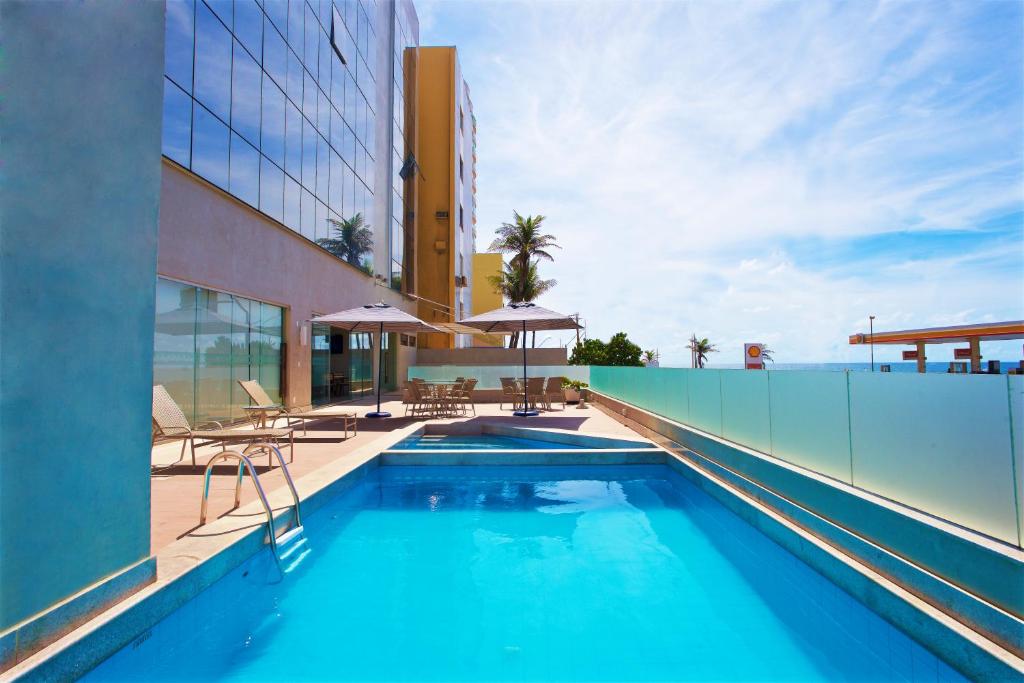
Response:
[[672, 361, 1021, 373]]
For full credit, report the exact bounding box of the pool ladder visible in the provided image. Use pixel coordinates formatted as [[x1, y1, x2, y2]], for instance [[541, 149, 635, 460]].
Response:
[[199, 443, 307, 572]]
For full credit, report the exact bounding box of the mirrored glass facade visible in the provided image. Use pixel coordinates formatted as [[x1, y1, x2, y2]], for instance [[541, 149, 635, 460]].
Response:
[[154, 277, 283, 425], [163, 0, 379, 273], [389, 1, 417, 291]]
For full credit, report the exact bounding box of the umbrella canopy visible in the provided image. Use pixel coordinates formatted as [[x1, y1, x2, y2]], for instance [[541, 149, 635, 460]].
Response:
[[459, 302, 581, 417], [310, 303, 441, 417], [310, 302, 441, 333], [458, 302, 581, 333]]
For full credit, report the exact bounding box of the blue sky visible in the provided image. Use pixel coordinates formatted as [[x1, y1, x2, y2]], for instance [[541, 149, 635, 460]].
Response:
[[419, 0, 1024, 365]]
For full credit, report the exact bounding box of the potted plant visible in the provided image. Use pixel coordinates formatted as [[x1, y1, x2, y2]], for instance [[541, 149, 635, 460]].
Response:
[[563, 378, 588, 404]]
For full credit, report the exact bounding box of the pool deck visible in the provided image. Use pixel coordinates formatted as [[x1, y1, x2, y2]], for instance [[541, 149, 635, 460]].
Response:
[[150, 395, 640, 553]]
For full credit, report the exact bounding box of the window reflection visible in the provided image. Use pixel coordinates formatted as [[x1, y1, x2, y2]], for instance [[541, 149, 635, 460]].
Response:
[[233, 0, 263, 60], [259, 156, 284, 221], [230, 133, 260, 207], [162, 78, 192, 166], [284, 174, 301, 230], [231, 42, 262, 146], [165, 0, 194, 92], [192, 104, 230, 190], [285, 101, 303, 177], [194, 2, 232, 123], [261, 77, 286, 165]]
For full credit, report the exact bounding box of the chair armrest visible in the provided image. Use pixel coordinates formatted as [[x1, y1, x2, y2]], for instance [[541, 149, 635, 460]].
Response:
[[196, 420, 225, 430]]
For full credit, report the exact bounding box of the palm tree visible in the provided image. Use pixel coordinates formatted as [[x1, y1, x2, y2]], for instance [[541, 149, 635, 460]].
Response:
[[488, 212, 559, 272], [641, 349, 660, 366], [487, 260, 556, 348], [761, 345, 775, 364], [317, 213, 373, 271], [688, 335, 718, 368]]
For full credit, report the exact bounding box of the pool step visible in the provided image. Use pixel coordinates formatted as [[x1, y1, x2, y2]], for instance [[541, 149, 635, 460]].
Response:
[[277, 526, 310, 573]]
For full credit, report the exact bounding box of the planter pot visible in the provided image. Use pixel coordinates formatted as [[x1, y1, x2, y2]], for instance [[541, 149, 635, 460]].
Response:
[[565, 389, 581, 403]]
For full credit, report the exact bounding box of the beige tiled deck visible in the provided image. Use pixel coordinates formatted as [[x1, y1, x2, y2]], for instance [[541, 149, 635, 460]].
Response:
[[150, 395, 639, 553]]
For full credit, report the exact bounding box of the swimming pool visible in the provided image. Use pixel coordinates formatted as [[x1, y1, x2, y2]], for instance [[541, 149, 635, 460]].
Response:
[[85, 465, 964, 681]]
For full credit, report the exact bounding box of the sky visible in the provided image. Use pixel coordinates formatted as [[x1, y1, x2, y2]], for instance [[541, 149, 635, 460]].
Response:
[[418, 0, 1024, 366]]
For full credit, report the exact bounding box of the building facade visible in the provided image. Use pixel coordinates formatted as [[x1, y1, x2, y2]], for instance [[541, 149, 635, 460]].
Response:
[[412, 47, 479, 349], [157, 0, 425, 423]]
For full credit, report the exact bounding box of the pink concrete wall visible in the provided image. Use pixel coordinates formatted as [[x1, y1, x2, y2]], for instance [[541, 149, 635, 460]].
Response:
[[157, 163, 416, 407]]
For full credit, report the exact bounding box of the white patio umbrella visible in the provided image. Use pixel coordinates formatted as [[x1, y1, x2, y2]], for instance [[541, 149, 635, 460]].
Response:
[[458, 302, 582, 417], [310, 303, 441, 418]]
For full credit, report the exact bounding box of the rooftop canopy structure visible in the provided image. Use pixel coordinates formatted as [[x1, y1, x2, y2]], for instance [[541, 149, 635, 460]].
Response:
[[849, 320, 1024, 373]]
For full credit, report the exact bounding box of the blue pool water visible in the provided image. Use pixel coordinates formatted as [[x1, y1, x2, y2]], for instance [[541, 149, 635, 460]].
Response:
[[87, 466, 964, 682], [389, 434, 597, 450]]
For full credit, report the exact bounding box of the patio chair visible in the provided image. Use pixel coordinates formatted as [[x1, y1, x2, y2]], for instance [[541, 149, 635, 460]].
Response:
[[152, 385, 294, 467], [237, 380, 357, 438], [526, 377, 546, 411], [543, 376, 565, 410], [499, 377, 519, 410], [453, 378, 478, 416], [405, 380, 435, 417]]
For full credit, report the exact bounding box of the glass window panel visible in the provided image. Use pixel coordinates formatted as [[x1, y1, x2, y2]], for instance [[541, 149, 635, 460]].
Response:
[[302, 117, 317, 189], [165, 0, 194, 92], [364, 152, 374, 193], [319, 24, 332, 87], [342, 118, 355, 168], [364, 105, 374, 151], [343, 0, 355, 31], [285, 100, 303, 178], [206, 0, 232, 26], [263, 0, 287, 35], [331, 56, 344, 113], [343, 160, 354, 218], [316, 134, 329, 200], [231, 42, 262, 146], [194, 1, 232, 122], [234, 0, 263, 61], [304, 2, 319, 72], [259, 155, 284, 221], [287, 0, 304, 51], [257, 303, 283, 403], [192, 104, 230, 189], [229, 132, 260, 207], [343, 68, 356, 124], [162, 78, 192, 166], [315, 199, 328, 241], [229, 295, 253, 421], [330, 106, 343, 153], [263, 17, 287, 88], [284, 173, 301, 230], [287, 49, 304, 107], [317, 88, 330, 138], [154, 278, 197, 424], [300, 188, 316, 240], [353, 90, 363, 143], [329, 150, 342, 214], [303, 71, 318, 121], [260, 77, 286, 165], [194, 289, 234, 424]]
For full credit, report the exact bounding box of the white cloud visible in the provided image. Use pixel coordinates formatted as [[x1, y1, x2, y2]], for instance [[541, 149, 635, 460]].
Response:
[[421, 0, 1024, 364]]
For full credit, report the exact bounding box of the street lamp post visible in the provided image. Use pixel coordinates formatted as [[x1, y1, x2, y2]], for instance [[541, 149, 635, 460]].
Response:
[[869, 315, 876, 372]]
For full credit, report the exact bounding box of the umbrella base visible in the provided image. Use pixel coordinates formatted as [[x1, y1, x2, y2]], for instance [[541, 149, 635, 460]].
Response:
[[513, 410, 539, 417], [365, 411, 391, 418]]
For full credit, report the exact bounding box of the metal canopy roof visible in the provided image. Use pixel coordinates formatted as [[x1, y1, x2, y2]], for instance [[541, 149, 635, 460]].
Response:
[[848, 320, 1024, 346]]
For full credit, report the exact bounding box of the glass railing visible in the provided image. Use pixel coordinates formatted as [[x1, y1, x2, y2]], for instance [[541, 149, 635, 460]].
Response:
[[591, 366, 1024, 548], [407, 365, 590, 390]]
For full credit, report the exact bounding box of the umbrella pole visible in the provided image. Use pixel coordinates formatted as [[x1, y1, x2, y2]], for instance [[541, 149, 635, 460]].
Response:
[[514, 319, 537, 417], [367, 321, 391, 418]]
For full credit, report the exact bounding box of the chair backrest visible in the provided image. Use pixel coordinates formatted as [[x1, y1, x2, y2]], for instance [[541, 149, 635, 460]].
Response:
[[545, 376, 563, 392], [526, 377, 545, 393], [455, 376, 465, 382], [464, 378, 478, 393], [499, 377, 517, 393], [152, 385, 192, 436], [238, 379, 275, 406]]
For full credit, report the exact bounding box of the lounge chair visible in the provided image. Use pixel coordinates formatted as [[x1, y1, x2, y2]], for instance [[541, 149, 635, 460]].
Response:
[[237, 379, 357, 437], [152, 385, 294, 467]]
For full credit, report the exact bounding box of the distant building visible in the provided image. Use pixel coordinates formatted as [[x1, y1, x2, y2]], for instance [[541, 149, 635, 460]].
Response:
[[411, 46, 480, 349]]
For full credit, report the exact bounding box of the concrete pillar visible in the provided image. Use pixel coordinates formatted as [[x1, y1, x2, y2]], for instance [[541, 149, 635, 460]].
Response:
[[916, 342, 927, 373], [0, 0, 165, 650], [970, 338, 982, 374]]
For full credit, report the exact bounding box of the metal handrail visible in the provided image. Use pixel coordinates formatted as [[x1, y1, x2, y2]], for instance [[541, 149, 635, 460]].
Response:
[[198, 443, 302, 560]]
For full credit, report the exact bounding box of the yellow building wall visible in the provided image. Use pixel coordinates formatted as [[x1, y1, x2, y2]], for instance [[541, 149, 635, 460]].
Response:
[[471, 252, 505, 347], [413, 47, 456, 349]]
